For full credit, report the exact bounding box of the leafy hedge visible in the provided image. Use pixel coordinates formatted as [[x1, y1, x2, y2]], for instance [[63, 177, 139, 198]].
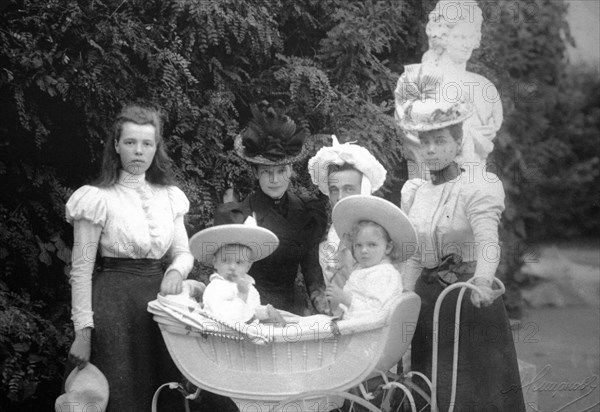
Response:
[[1, 0, 596, 407]]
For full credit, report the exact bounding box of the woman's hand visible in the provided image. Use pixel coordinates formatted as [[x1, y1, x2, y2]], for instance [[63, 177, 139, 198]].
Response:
[[69, 327, 92, 369], [160, 270, 183, 295], [470, 277, 501, 308]]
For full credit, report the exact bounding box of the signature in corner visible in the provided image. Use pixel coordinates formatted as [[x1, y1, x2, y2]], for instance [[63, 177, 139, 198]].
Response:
[[502, 364, 599, 412], [528, 400, 600, 412]]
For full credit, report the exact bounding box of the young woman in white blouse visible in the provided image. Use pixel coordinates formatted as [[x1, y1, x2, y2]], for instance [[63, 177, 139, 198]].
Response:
[[65, 105, 193, 411], [397, 70, 525, 410]]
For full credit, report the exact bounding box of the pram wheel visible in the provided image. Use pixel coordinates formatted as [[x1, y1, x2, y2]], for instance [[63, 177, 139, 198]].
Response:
[[272, 374, 420, 412], [273, 389, 381, 412]]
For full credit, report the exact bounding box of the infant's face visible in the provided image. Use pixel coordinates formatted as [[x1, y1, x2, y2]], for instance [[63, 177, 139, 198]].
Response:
[[212, 244, 253, 282], [352, 226, 391, 268]]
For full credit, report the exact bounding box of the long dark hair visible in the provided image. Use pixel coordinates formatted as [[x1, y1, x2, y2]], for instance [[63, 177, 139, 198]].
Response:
[[93, 105, 176, 187]]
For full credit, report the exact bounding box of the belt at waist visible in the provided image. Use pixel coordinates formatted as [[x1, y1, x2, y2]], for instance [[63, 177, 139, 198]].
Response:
[[98, 257, 164, 276], [421, 254, 477, 287]]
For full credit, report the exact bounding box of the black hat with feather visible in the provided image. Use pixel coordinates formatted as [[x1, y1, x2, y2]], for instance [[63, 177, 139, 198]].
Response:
[[234, 100, 310, 165]]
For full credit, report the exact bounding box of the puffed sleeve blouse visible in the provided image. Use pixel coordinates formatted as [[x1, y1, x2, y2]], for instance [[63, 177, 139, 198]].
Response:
[[65, 179, 194, 330], [401, 170, 505, 291]]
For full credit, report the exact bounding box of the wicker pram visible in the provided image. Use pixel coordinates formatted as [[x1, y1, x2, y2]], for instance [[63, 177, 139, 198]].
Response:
[[149, 290, 421, 411]]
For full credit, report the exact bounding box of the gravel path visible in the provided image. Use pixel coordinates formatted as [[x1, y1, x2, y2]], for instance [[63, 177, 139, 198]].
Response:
[[514, 241, 599, 412]]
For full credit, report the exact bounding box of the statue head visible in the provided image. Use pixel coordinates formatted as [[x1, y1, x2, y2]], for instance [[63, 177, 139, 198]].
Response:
[[423, 0, 483, 66]]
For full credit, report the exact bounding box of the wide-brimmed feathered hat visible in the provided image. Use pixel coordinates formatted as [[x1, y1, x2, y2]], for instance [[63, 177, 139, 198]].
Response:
[[396, 64, 474, 134], [190, 207, 279, 265], [332, 195, 417, 263], [234, 100, 310, 165]]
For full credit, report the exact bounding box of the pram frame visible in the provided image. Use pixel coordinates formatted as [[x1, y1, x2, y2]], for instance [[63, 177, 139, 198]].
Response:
[[152, 279, 506, 412], [153, 291, 420, 411]]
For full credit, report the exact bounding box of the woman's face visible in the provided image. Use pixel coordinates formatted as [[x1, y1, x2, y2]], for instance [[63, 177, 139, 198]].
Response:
[[417, 127, 460, 171], [444, 22, 477, 64], [115, 122, 157, 175], [254, 164, 292, 199]]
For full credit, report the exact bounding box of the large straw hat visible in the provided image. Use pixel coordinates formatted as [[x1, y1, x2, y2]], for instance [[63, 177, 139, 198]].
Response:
[[235, 100, 310, 166], [308, 135, 387, 196], [332, 195, 417, 262], [190, 208, 279, 265], [55, 363, 109, 412]]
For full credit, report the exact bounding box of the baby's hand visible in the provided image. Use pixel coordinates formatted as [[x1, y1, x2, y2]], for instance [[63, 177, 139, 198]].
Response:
[[265, 304, 286, 326], [185, 280, 206, 302], [236, 278, 250, 295], [325, 283, 343, 301]]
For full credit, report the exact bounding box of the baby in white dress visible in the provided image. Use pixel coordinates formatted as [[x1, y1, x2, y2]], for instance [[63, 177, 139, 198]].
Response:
[[189, 214, 285, 325], [325, 195, 417, 318]]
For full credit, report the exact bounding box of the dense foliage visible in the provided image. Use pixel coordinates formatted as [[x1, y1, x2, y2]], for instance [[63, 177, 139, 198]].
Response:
[[485, 0, 599, 241], [0, 0, 595, 407]]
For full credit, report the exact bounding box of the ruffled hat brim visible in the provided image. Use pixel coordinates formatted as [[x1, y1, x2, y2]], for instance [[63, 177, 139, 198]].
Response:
[[307, 135, 387, 196], [234, 134, 309, 166]]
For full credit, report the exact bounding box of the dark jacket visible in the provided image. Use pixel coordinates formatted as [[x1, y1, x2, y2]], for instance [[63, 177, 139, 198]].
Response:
[[216, 190, 327, 314]]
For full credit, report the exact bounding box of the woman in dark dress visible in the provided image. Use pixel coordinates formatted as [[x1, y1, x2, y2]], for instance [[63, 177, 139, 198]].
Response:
[[197, 102, 329, 411], [219, 101, 328, 315]]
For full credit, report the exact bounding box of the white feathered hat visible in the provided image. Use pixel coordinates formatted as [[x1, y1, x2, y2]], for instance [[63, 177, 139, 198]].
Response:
[[308, 135, 387, 196]]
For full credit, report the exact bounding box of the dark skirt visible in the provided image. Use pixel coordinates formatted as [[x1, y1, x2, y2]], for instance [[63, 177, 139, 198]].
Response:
[[411, 269, 526, 412], [91, 258, 185, 412]]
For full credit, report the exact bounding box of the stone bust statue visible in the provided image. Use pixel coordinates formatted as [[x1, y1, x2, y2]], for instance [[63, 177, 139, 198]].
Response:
[[395, 0, 503, 169]]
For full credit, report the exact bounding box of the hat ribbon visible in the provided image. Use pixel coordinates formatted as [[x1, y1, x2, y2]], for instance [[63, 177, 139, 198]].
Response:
[[243, 214, 258, 227]]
